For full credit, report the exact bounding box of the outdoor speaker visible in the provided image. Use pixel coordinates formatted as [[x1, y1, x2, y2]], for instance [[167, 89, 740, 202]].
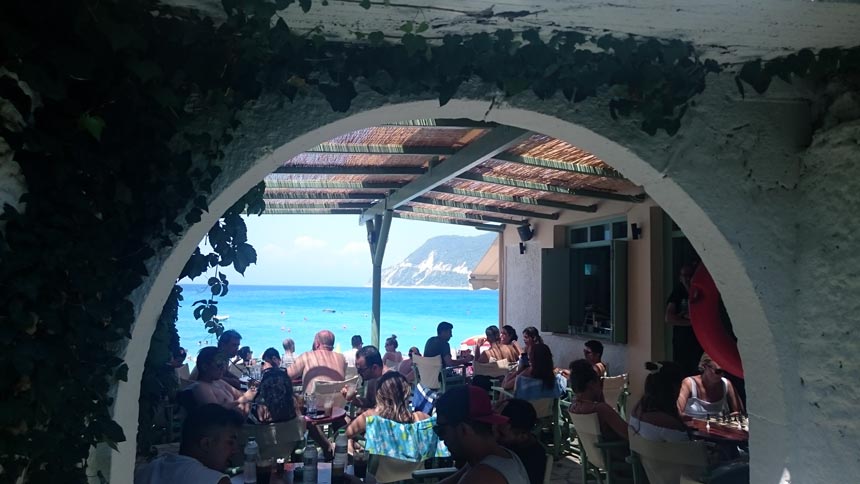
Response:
[[517, 224, 534, 242]]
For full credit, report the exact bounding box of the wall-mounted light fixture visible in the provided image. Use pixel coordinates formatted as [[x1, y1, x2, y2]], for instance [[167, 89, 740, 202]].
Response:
[[631, 223, 642, 240], [517, 223, 534, 254]]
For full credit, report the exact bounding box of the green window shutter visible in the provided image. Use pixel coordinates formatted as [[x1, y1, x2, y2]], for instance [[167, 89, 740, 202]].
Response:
[[541, 248, 571, 333], [610, 240, 629, 343]]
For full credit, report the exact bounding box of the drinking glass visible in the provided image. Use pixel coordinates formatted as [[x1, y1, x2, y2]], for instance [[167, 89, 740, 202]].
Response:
[[353, 450, 368, 479]]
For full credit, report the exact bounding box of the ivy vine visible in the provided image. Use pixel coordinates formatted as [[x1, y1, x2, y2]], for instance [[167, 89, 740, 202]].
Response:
[[0, 0, 855, 481]]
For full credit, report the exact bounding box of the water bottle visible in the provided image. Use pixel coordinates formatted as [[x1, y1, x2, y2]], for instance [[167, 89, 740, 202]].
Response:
[[332, 429, 348, 482], [243, 437, 259, 484], [302, 432, 318, 483]]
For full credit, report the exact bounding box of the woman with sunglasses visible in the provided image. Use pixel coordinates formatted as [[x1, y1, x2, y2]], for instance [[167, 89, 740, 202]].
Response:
[[677, 353, 744, 418]]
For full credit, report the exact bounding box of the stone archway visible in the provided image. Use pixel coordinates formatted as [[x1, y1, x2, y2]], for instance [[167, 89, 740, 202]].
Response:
[[108, 86, 799, 482]]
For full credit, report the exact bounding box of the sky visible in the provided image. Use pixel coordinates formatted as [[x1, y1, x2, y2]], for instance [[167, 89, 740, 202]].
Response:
[[183, 214, 486, 286]]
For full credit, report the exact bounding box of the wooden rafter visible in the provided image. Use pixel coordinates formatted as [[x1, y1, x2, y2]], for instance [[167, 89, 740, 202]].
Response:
[[492, 152, 624, 179], [264, 179, 406, 190], [457, 172, 646, 203], [397, 205, 527, 225], [392, 212, 505, 231], [263, 191, 387, 200], [274, 165, 425, 176], [431, 186, 597, 213], [411, 196, 559, 220], [359, 126, 532, 224], [307, 144, 456, 156]]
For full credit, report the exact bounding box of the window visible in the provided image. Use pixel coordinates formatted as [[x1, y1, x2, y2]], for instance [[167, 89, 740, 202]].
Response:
[[541, 219, 629, 343]]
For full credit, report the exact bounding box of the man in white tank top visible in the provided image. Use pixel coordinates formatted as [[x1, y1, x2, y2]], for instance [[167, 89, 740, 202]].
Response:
[[434, 386, 531, 484], [135, 404, 242, 484]]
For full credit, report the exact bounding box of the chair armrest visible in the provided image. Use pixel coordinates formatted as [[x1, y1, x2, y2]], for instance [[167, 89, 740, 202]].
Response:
[[412, 467, 459, 480], [490, 386, 514, 399]]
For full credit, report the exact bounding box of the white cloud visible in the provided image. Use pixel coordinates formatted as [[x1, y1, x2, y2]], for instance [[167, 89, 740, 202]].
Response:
[[338, 241, 366, 255], [294, 236, 328, 249]]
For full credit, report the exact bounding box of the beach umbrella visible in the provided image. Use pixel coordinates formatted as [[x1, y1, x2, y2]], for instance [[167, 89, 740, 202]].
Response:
[[460, 335, 491, 348]]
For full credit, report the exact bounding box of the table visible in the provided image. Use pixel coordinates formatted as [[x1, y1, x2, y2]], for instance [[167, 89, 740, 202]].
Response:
[[303, 407, 346, 425], [230, 463, 365, 484], [685, 418, 749, 443]]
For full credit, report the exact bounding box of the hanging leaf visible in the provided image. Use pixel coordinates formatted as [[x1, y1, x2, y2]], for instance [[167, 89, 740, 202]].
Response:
[[78, 114, 106, 141]]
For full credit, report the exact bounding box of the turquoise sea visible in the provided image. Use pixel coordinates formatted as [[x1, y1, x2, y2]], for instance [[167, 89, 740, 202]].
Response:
[[178, 285, 499, 362]]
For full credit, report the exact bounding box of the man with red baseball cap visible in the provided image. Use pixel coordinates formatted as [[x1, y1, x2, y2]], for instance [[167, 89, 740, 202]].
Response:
[[433, 385, 531, 484]]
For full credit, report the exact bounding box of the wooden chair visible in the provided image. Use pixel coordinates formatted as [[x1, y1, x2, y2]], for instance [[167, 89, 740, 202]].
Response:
[[473, 359, 511, 379], [628, 433, 710, 484], [568, 412, 632, 484], [602, 374, 630, 418], [412, 355, 464, 393], [543, 453, 554, 484], [241, 417, 306, 461], [311, 376, 360, 412], [365, 415, 450, 483]]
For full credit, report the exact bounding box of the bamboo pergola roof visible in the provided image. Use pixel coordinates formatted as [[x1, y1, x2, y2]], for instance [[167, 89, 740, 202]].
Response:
[[263, 119, 645, 230]]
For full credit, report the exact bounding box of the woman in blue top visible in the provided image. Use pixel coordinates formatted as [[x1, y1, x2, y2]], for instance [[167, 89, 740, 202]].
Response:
[[504, 343, 565, 400]]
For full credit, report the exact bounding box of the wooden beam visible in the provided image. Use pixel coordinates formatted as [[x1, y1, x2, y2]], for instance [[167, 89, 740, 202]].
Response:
[[382, 118, 498, 129], [263, 208, 365, 215], [397, 205, 528, 226], [359, 126, 532, 224], [263, 179, 406, 190], [307, 144, 456, 156], [493, 152, 625, 179], [274, 165, 425, 176], [412, 196, 559, 220], [431, 186, 597, 213], [392, 212, 505, 231], [456, 172, 646, 203], [264, 201, 373, 210], [263, 191, 387, 200]]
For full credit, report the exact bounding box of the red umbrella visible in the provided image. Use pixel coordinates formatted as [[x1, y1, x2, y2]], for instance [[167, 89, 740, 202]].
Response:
[[460, 335, 491, 348]]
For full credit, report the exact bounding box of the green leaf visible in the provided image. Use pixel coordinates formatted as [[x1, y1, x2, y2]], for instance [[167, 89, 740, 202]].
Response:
[[416, 22, 429, 33], [360, 0, 371, 8], [300, 0, 312, 12], [78, 114, 106, 142], [399, 22, 413, 33], [368, 31, 385, 45]]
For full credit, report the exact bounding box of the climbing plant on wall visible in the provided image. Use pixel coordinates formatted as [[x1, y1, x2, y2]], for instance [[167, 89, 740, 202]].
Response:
[[1, 0, 855, 481]]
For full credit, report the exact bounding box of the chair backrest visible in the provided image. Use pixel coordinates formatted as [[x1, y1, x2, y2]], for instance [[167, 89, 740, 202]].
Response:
[[175, 363, 190, 381], [365, 415, 450, 483], [473, 360, 511, 378], [629, 433, 710, 484], [241, 418, 306, 461], [530, 397, 557, 419], [542, 453, 553, 484], [602, 374, 628, 413], [345, 366, 358, 380], [568, 412, 608, 470], [411, 355, 443, 390], [312, 376, 360, 409], [383, 358, 401, 371]]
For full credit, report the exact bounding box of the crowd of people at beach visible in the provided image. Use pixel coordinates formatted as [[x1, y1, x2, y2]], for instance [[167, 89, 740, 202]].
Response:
[[139, 312, 746, 484]]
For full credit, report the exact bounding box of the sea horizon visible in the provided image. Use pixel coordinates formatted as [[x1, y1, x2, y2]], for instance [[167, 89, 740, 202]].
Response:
[[177, 284, 499, 366]]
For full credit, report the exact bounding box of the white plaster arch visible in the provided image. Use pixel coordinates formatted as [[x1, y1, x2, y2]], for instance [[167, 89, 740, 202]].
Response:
[[108, 99, 789, 483]]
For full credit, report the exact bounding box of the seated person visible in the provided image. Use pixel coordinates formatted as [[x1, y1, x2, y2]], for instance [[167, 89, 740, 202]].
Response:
[[190, 347, 256, 417], [383, 334, 404, 367], [134, 403, 242, 484], [281, 338, 297, 368], [344, 345, 387, 412], [287, 330, 346, 393], [584, 340, 608, 378], [568, 359, 628, 442], [629, 361, 690, 442], [346, 371, 430, 438], [252, 348, 297, 424], [190, 330, 244, 390], [476, 326, 520, 364], [424, 321, 472, 368], [495, 399, 547, 484], [435, 385, 530, 484], [677, 353, 744, 418], [517, 326, 543, 370], [502, 343, 566, 399], [398, 346, 421, 383]]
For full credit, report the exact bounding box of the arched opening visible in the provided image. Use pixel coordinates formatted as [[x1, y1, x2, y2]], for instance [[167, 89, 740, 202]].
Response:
[[110, 99, 788, 482]]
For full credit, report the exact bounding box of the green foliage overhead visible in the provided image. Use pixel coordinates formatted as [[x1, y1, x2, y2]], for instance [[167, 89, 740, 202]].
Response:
[[0, 0, 853, 481]]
